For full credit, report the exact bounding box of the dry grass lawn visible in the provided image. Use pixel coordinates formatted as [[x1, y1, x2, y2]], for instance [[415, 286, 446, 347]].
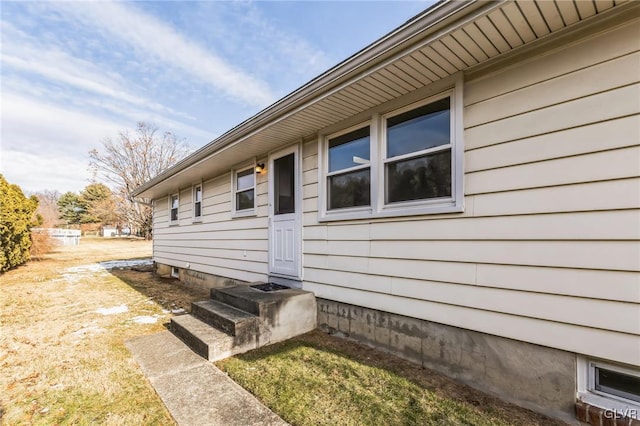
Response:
[[0, 237, 206, 425]]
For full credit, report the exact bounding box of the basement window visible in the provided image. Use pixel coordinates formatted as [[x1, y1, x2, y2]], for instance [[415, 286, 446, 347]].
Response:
[[590, 361, 640, 404], [171, 267, 179, 279], [579, 357, 640, 419]]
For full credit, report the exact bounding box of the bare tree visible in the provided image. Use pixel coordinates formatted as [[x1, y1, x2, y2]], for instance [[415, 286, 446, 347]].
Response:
[[32, 190, 62, 228], [89, 122, 190, 238]]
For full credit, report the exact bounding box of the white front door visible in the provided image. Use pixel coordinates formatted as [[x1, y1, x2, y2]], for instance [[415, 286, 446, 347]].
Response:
[[268, 145, 301, 279]]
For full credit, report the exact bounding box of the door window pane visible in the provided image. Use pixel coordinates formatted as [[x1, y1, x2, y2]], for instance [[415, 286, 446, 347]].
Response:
[[387, 97, 450, 158], [328, 127, 370, 172], [386, 150, 451, 203], [329, 169, 370, 210], [274, 153, 295, 215]]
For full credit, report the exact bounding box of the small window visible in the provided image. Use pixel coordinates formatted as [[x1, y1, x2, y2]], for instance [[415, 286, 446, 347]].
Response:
[[193, 184, 202, 221], [233, 166, 256, 216], [591, 362, 640, 404], [169, 194, 179, 224], [171, 266, 179, 279], [327, 126, 371, 210], [384, 96, 452, 204]]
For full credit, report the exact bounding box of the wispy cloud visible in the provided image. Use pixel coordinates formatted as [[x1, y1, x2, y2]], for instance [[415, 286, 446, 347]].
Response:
[[2, 0, 421, 196], [46, 2, 277, 108], [1, 92, 128, 192], [4, 72, 213, 143], [2, 149, 95, 194], [240, 3, 330, 73], [2, 92, 126, 155], [188, 2, 331, 95], [2, 18, 214, 142], [1, 19, 203, 119]]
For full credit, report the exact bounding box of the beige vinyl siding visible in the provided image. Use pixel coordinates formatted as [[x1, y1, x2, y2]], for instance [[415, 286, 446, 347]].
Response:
[[153, 167, 269, 283], [302, 20, 640, 366]]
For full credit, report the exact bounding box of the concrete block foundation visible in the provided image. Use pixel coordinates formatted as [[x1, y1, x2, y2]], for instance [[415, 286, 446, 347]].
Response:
[[317, 298, 577, 424], [155, 263, 246, 290]]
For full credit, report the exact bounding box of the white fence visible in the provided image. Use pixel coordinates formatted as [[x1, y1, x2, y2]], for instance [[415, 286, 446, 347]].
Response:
[[33, 228, 81, 246]]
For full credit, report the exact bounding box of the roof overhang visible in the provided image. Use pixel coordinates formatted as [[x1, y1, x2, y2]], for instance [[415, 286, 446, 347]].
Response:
[[133, 0, 636, 200]]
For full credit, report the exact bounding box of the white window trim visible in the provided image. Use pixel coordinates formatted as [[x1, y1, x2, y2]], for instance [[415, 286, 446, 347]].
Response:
[[169, 193, 179, 225], [317, 75, 464, 222], [577, 356, 640, 419], [320, 121, 373, 219], [192, 182, 203, 223], [231, 160, 257, 218]]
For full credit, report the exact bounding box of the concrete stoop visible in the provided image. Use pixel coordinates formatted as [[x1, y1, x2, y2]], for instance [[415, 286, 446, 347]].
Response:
[[171, 283, 316, 361]]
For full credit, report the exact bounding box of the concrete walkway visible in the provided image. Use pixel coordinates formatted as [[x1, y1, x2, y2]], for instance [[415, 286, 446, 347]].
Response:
[[126, 331, 288, 426]]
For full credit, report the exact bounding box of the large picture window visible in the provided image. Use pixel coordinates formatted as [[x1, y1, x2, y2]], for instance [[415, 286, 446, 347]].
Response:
[[327, 126, 371, 210], [233, 165, 256, 216], [319, 80, 463, 221]]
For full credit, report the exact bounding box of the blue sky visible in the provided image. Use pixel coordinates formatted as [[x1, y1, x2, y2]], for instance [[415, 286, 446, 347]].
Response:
[[1, 1, 433, 194]]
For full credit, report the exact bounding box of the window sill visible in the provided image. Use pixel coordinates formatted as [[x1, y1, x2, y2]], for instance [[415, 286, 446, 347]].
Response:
[[232, 210, 257, 219], [169, 221, 179, 226], [318, 200, 463, 222], [192, 218, 202, 224], [318, 206, 372, 222], [578, 392, 640, 420]]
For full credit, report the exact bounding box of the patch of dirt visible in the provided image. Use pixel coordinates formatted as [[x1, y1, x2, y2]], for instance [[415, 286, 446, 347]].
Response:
[[110, 269, 210, 313], [131, 264, 154, 272]]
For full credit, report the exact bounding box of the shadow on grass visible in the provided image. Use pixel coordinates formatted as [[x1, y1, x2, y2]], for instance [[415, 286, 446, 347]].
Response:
[[107, 265, 209, 314]]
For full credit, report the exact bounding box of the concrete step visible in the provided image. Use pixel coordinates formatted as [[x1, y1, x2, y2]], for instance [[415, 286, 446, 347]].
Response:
[[211, 284, 317, 343], [191, 299, 259, 337], [211, 284, 311, 317], [170, 314, 258, 361], [210, 285, 263, 315]]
